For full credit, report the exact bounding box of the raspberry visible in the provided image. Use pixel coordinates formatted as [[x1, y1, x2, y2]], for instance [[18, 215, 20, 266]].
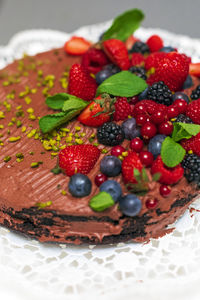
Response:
[[81, 48, 109, 74], [113, 97, 133, 121], [186, 99, 200, 124], [145, 52, 166, 70], [181, 132, 200, 156], [146, 35, 164, 52], [122, 152, 143, 184], [131, 53, 145, 66], [151, 155, 184, 185]]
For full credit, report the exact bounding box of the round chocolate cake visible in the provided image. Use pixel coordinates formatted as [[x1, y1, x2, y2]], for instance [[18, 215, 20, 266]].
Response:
[[0, 9, 200, 245]]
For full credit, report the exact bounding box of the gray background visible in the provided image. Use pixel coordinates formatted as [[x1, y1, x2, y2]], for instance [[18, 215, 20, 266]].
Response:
[[0, 0, 199, 45]]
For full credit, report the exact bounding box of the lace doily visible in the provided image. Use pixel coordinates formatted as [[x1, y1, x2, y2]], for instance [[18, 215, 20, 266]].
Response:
[[1, 23, 200, 300]]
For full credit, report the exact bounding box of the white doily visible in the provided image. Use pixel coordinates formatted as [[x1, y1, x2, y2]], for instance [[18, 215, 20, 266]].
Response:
[[1, 23, 200, 300]]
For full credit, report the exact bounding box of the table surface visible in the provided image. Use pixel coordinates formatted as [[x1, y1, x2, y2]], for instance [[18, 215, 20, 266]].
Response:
[[0, 0, 199, 45]]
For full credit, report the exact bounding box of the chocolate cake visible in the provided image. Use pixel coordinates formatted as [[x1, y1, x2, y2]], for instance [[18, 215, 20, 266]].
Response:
[[0, 9, 200, 245]]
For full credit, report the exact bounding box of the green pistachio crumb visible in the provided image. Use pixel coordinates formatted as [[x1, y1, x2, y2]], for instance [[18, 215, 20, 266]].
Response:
[[8, 136, 21, 142], [4, 156, 11, 163], [61, 190, 67, 196], [16, 120, 22, 128], [101, 148, 108, 154]]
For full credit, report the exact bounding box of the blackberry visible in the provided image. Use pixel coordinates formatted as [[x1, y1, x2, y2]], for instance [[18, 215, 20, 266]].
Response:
[[191, 85, 200, 100], [175, 114, 193, 124], [129, 66, 147, 80], [182, 154, 200, 187], [129, 41, 150, 54], [147, 81, 173, 106], [97, 122, 125, 146]]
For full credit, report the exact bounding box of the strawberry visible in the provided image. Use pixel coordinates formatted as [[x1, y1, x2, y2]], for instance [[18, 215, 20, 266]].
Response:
[[78, 96, 111, 127], [146, 35, 164, 52], [151, 155, 184, 185], [103, 39, 130, 70], [122, 151, 143, 184], [147, 52, 189, 91], [68, 64, 97, 101], [113, 97, 133, 121], [64, 36, 92, 55], [125, 35, 139, 50], [189, 63, 200, 77], [186, 99, 200, 124], [132, 100, 167, 118], [181, 132, 200, 156], [131, 53, 145, 66], [59, 144, 100, 176], [145, 52, 166, 70], [81, 48, 109, 74]]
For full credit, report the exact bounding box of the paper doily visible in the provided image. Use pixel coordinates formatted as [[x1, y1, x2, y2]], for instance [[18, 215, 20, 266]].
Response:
[[0, 23, 200, 300]]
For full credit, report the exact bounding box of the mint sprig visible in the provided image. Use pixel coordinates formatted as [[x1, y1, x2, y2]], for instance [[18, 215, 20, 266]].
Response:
[[161, 137, 186, 168], [172, 122, 200, 142], [102, 9, 144, 41], [89, 191, 115, 212], [96, 71, 148, 97]]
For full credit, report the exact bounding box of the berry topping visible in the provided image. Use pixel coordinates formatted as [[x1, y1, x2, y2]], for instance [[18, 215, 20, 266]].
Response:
[[145, 198, 158, 209], [189, 63, 200, 77], [186, 99, 200, 124], [151, 110, 166, 124], [64, 36, 92, 55], [95, 64, 120, 85], [181, 154, 200, 186], [172, 92, 189, 103], [190, 85, 200, 100], [59, 145, 100, 176], [146, 35, 164, 52], [113, 97, 133, 121], [81, 48, 109, 74], [130, 138, 144, 153], [147, 81, 173, 106], [131, 53, 145, 66], [68, 173, 92, 198], [122, 152, 143, 184], [139, 151, 154, 167], [130, 41, 149, 54], [97, 122, 125, 146], [68, 64, 97, 101], [159, 46, 176, 53], [182, 75, 193, 89], [147, 134, 166, 158], [138, 87, 149, 100], [158, 121, 173, 135], [100, 180, 122, 202], [175, 114, 193, 124], [129, 66, 147, 80], [151, 155, 184, 185], [145, 52, 166, 70], [95, 173, 108, 187], [100, 155, 122, 177], [173, 99, 188, 114], [167, 106, 179, 119], [119, 194, 142, 217], [181, 132, 200, 156], [111, 145, 126, 157], [133, 100, 167, 117], [160, 185, 171, 197], [136, 114, 150, 126], [141, 122, 157, 140], [122, 118, 141, 140], [103, 39, 130, 70]]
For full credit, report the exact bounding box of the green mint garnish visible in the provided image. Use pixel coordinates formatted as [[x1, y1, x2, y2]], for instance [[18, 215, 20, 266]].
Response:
[[46, 93, 72, 110], [96, 71, 148, 97], [89, 191, 115, 212], [161, 137, 186, 168], [51, 165, 62, 175], [102, 9, 144, 41], [152, 173, 161, 182], [172, 122, 200, 142], [126, 168, 149, 195]]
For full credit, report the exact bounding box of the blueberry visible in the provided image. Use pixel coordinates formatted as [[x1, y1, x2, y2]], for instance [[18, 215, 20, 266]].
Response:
[[104, 64, 121, 74], [148, 134, 166, 158], [100, 180, 122, 202], [160, 46, 175, 53], [172, 92, 189, 103], [96, 69, 112, 85], [138, 87, 149, 100], [119, 194, 142, 216], [100, 156, 121, 177], [122, 118, 141, 140], [182, 75, 193, 90], [68, 173, 92, 198]]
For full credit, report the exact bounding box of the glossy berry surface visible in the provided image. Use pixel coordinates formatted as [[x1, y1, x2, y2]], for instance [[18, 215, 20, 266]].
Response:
[[148, 134, 166, 158], [95, 69, 112, 85], [138, 87, 149, 100], [174, 99, 188, 114], [151, 110, 166, 124], [136, 114, 149, 126], [158, 121, 173, 135], [100, 180, 122, 202], [141, 122, 157, 139], [95, 173, 108, 187], [172, 92, 189, 103], [159, 46, 175, 53], [139, 151, 154, 167], [182, 75, 193, 89], [68, 173, 92, 198], [129, 96, 139, 105], [100, 156, 122, 177], [160, 185, 171, 197], [122, 118, 141, 140], [145, 198, 158, 209], [167, 105, 179, 119], [130, 138, 144, 153], [111, 145, 126, 157], [119, 194, 142, 216], [97, 122, 125, 146]]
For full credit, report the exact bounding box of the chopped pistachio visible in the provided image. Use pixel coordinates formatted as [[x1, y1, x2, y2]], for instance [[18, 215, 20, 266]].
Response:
[[4, 156, 11, 163], [0, 125, 4, 129], [25, 96, 32, 104], [21, 126, 26, 133], [75, 138, 83, 145], [8, 136, 21, 142], [27, 107, 34, 114], [16, 120, 22, 128], [29, 114, 36, 120], [93, 143, 99, 147], [61, 190, 67, 196], [27, 129, 36, 138], [101, 148, 108, 154], [0, 111, 5, 119], [30, 162, 39, 168], [29, 151, 34, 155], [122, 151, 128, 157]]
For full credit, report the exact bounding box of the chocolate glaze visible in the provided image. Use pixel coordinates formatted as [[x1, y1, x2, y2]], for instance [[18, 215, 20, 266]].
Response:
[[0, 48, 199, 244]]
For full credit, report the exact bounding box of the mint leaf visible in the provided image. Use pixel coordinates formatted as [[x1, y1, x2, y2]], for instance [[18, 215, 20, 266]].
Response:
[[161, 137, 186, 167], [96, 71, 148, 97], [46, 93, 70, 110], [102, 9, 144, 41], [89, 191, 115, 212], [62, 97, 88, 112], [133, 168, 141, 182], [172, 122, 200, 142], [152, 173, 161, 182]]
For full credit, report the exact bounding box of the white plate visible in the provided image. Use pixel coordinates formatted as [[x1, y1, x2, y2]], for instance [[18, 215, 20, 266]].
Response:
[[1, 23, 200, 300]]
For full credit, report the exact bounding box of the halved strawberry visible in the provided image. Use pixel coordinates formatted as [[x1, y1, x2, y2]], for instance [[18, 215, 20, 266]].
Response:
[[64, 36, 92, 55], [125, 35, 139, 50], [189, 63, 200, 77], [78, 96, 111, 127]]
